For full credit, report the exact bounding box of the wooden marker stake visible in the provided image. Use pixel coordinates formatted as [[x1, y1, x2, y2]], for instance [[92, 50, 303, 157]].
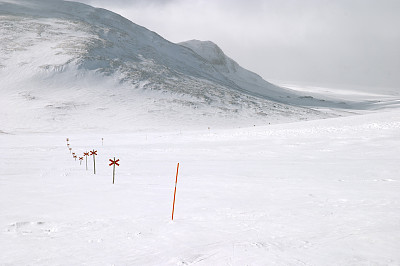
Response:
[[90, 150, 97, 174], [84, 152, 89, 170], [69, 147, 72, 154], [172, 162, 180, 221], [109, 157, 120, 184], [79, 157, 83, 165]]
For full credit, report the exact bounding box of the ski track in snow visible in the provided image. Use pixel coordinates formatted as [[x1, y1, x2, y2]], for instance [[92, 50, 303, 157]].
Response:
[[1, 110, 399, 265]]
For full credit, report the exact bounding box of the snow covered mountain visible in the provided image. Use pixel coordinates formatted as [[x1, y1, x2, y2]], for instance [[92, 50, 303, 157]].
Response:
[[179, 40, 329, 106], [0, 0, 334, 133]]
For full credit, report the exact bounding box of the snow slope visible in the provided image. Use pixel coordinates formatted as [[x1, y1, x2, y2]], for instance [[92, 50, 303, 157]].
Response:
[[0, 0, 334, 106], [0, 0, 345, 133], [179, 40, 347, 107]]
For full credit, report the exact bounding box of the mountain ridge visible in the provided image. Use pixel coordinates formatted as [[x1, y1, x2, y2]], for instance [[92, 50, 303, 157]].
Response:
[[0, 0, 334, 133], [0, 0, 330, 105]]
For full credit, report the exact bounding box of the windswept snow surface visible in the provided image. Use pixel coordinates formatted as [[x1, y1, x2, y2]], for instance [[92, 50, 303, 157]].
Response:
[[1, 109, 400, 265]]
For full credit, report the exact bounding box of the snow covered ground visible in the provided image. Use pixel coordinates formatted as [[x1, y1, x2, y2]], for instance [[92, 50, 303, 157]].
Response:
[[1, 107, 399, 265]]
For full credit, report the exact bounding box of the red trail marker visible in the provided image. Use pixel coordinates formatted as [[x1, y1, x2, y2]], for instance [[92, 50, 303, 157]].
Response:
[[90, 150, 97, 174], [109, 157, 120, 184], [83, 152, 89, 170], [79, 157, 83, 165], [172, 163, 180, 221]]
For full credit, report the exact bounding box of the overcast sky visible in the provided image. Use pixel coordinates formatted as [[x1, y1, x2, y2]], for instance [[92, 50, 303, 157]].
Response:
[[75, 0, 399, 91]]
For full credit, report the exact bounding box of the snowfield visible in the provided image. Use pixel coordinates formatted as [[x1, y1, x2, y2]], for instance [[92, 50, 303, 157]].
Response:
[[1, 109, 399, 265]]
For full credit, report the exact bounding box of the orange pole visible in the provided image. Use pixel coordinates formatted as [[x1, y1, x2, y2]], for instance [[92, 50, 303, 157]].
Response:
[[172, 163, 180, 221]]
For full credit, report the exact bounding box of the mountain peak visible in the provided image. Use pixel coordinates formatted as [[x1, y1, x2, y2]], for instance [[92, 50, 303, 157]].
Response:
[[179, 39, 230, 68]]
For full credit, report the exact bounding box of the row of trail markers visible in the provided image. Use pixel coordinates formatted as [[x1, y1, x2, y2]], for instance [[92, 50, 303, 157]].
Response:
[[65, 138, 181, 220], [66, 138, 96, 172]]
